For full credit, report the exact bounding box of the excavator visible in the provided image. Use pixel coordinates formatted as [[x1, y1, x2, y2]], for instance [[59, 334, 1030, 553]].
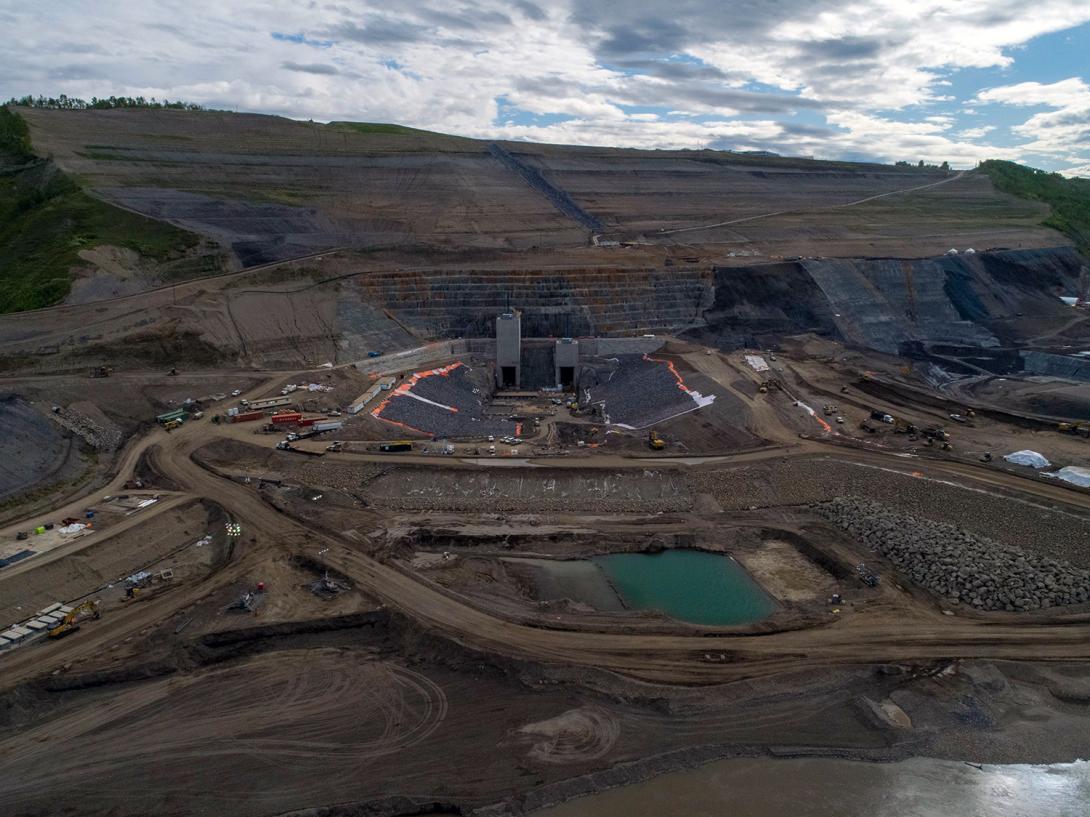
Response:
[[47, 600, 100, 639], [648, 428, 666, 450]]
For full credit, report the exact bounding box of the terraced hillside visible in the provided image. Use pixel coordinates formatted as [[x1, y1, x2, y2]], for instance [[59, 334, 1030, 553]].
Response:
[[0, 105, 1084, 369], [16, 106, 1066, 267]]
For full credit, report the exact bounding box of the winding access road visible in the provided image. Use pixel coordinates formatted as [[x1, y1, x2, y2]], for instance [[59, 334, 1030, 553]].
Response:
[[3, 363, 1090, 688]]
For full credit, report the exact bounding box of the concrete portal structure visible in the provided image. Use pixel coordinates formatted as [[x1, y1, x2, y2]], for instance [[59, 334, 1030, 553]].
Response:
[[555, 338, 579, 388], [496, 312, 521, 388]]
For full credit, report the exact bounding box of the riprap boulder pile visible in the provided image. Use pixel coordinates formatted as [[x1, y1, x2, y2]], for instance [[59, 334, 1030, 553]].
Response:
[[815, 496, 1090, 611]]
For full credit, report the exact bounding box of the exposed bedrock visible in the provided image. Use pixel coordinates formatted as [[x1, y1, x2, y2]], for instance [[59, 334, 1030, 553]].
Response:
[[356, 246, 1080, 349], [688, 246, 1084, 353]]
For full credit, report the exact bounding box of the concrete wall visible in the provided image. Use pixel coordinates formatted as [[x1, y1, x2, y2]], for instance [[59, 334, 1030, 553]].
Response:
[[555, 338, 579, 388], [496, 312, 522, 387], [580, 337, 665, 356]]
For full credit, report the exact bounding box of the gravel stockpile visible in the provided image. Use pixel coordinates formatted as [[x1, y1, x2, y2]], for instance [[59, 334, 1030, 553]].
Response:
[[689, 458, 1090, 568], [816, 496, 1090, 611], [581, 355, 712, 429], [373, 362, 517, 438]]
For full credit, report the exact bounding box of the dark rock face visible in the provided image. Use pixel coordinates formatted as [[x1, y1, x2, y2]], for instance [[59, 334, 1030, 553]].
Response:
[[690, 246, 1084, 353]]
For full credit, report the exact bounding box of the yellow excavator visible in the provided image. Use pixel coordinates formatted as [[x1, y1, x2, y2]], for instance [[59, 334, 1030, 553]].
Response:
[[648, 428, 666, 450], [47, 600, 100, 639]]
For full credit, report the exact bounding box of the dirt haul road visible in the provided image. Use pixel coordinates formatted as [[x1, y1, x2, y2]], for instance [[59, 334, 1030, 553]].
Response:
[[5, 373, 1090, 688]]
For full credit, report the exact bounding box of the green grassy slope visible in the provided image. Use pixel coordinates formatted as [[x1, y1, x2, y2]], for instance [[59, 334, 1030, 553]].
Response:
[[979, 160, 1090, 256], [0, 107, 220, 312]]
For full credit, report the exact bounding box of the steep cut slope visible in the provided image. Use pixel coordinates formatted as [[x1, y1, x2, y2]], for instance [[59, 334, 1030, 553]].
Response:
[[690, 247, 1085, 353], [0, 108, 226, 312]]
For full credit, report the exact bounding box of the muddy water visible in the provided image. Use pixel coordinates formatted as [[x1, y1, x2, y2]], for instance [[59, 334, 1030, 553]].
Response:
[[504, 557, 625, 612], [533, 757, 1090, 817], [595, 550, 776, 625]]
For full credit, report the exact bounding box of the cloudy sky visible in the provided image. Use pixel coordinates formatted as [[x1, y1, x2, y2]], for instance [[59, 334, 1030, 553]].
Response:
[[5, 1, 1090, 174]]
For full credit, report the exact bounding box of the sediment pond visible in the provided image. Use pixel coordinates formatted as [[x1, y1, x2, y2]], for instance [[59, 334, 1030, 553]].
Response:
[[511, 549, 775, 625]]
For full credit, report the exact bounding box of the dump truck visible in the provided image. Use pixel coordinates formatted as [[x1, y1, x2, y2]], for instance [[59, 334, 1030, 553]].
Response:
[[47, 601, 100, 639]]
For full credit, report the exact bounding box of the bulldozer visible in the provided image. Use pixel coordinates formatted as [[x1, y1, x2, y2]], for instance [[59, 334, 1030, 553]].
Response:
[[648, 428, 666, 450], [757, 379, 780, 394], [47, 600, 100, 639]]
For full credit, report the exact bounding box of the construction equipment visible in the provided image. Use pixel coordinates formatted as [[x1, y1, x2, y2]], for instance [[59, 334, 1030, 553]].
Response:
[[1058, 422, 1090, 438], [167, 367, 179, 376], [648, 428, 666, 450], [923, 425, 949, 442], [227, 583, 265, 613], [47, 601, 100, 639], [163, 418, 182, 431], [857, 563, 880, 587], [89, 366, 113, 378]]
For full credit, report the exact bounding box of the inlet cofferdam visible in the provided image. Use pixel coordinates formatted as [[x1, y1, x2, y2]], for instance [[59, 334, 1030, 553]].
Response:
[[355, 247, 1083, 349]]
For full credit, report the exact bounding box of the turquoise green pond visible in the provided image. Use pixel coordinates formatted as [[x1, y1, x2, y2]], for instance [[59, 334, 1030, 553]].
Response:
[[594, 550, 776, 625]]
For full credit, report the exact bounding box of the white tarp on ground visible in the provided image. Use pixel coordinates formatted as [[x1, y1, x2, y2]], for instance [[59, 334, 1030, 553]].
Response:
[[744, 354, 770, 372], [1044, 466, 1090, 487], [1004, 450, 1051, 468], [57, 523, 87, 535]]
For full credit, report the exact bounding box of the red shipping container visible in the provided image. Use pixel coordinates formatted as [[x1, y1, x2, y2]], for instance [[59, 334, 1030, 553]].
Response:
[[296, 417, 317, 427], [271, 412, 303, 425], [231, 410, 264, 423]]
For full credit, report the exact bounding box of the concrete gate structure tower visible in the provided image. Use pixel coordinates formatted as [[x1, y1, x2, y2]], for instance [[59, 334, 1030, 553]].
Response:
[[496, 311, 521, 388]]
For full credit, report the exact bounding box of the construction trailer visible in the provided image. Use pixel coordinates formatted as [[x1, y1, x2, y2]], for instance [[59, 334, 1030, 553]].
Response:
[[349, 377, 396, 414], [243, 396, 293, 411], [156, 408, 188, 425], [231, 410, 265, 424]]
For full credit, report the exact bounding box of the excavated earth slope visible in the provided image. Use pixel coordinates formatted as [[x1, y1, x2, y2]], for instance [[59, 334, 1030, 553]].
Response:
[[18, 107, 1065, 264]]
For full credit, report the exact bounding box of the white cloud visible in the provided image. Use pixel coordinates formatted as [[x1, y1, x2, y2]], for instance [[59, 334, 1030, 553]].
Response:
[[975, 77, 1090, 107], [1, 1, 1089, 170], [958, 125, 995, 139], [974, 78, 1090, 168]]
